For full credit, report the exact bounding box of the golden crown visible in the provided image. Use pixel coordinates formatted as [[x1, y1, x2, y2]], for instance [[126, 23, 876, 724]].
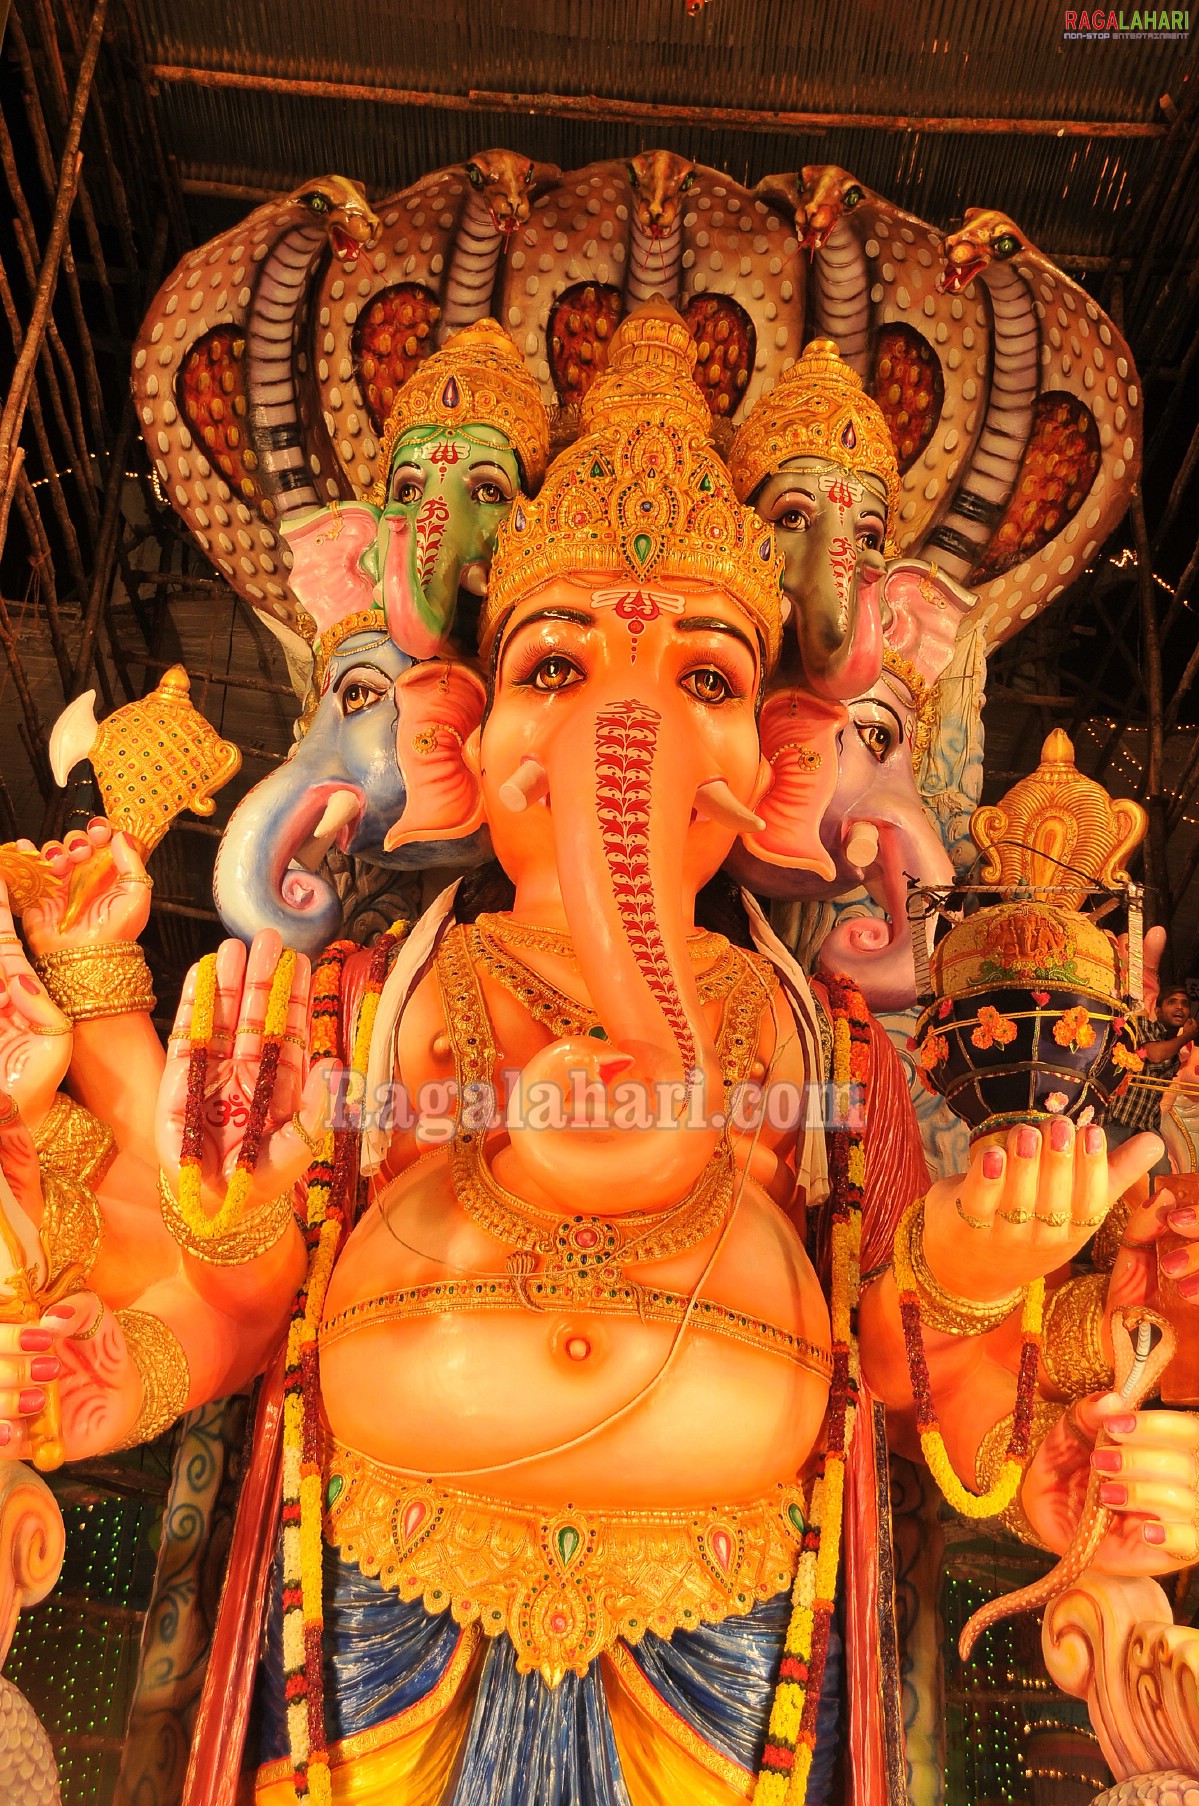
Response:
[[728, 338, 901, 541], [372, 318, 550, 496], [482, 302, 785, 667]]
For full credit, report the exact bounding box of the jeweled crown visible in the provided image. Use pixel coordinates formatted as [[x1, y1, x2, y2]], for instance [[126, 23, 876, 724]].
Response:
[[481, 302, 785, 666], [728, 338, 901, 541], [372, 318, 550, 495]]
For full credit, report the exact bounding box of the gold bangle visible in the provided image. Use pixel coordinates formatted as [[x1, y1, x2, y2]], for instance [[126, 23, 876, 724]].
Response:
[[974, 1399, 1063, 1548], [117, 874, 154, 888], [1041, 1272, 1116, 1399], [26, 1020, 70, 1036], [0, 1099, 20, 1128], [114, 1308, 189, 1447], [896, 1197, 1026, 1337], [291, 1112, 324, 1158], [159, 1170, 296, 1266], [33, 944, 156, 1022]]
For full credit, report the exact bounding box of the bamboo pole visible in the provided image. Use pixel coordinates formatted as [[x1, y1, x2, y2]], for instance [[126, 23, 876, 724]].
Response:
[[145, 63, 1168, 139], [1132, 490, 1170, 926]]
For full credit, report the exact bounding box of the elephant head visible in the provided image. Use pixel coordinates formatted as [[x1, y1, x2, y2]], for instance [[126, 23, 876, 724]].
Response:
[[729, 338, 899, 702], [213, 617, 487, 956], [728, 559, 975, 1010], [440, 301, 784, 1208]]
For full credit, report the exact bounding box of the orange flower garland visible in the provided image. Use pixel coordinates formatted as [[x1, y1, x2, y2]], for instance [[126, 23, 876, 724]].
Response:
[[281, 927, 406, 1806], [754, 973, 867, 1806]]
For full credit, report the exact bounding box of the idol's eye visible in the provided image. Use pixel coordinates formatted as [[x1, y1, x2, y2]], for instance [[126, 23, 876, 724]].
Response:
[[842, 185, 863, 209], [856, 525, 883, 551], [776, 508, 811, 532], [853, 716, 898, 761], [469, 467, 515, 506], [682, 667, 734, 705], [474, 481, 504, 505], [993, 231, 1021, 259], [340, 678, 386, 716], [390, 464, 424, 506], [523, 162, 536, 186], [528, 654, 583, 693], [305, 191, 331, 214]]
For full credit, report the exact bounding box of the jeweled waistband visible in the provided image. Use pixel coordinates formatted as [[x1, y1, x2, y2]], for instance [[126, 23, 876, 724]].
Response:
[[318, 1277, 832, 1377], [323, 1436, 809, 1686]]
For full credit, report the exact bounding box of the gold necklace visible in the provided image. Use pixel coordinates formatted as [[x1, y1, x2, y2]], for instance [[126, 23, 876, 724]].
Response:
[[471, 921, 739, 1043], [434, 924, 763, 1298], [476, 911, 729, 967]]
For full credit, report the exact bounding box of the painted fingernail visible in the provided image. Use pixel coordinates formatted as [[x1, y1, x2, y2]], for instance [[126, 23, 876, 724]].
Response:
[[1098, 1483, 1127, 1506], [0, 1424, 11, 1446], [29, 1357, 58, 1382], [43, 1306, 73, 1320], [1050, 1118, 1072, 1151], [18, 1330, 51, 1352], [1179, 1275, 1199, 1299], [1085, 1127, 1105, 1155], [18, 1389, 43, 1415], [87, 817, 105, 832], [1143, 1523, 1168, 1544], [1017, 1128, 1039, 1159], [1170, 1207, 1198, 1228], [982, 1150, 1004, 1180], [1108, 1413, 1138, 1435], [1091, 1448, 1122, 1472], [1162, 1249, 1190, 1276], [16, 975, 40, 996]]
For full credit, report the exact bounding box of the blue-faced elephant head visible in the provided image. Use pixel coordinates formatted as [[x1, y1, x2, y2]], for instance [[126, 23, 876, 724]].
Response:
[[212, 617, 488, 956]]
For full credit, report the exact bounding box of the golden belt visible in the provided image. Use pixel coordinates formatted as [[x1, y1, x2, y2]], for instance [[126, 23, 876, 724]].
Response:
[[318, 1276, 832, 1378], [324, 1436, 808, 1687]]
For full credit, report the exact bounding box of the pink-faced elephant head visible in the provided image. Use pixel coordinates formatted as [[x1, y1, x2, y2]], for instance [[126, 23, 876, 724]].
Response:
[[728, 559, 975, 1009]]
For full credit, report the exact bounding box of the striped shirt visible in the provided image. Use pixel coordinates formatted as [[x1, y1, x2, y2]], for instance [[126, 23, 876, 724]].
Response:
[[1108, 1012, 1182, 1134]]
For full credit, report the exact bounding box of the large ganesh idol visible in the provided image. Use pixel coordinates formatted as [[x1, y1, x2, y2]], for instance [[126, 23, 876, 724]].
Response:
[[1, 304, 1189, 1806], [212, 320, 550, 955]]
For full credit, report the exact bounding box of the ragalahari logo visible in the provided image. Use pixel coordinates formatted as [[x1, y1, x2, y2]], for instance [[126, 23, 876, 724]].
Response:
[[1064, 8, 1190, 34]]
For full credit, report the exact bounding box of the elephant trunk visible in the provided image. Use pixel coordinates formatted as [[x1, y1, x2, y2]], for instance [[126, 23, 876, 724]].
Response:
[[380, 510, 463, 659], [819, 807, 953, 1011], [213, 770, 365, 958], [503, 699, 725, 1214], [801, 551, 886, 702]]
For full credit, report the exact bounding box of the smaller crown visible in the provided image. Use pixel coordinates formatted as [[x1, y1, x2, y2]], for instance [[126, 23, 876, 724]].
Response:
[[482, 302, 784, 666], [372, 319, 550, 495], [969, 729, 1147, 911], [728, 338, 900, 539]]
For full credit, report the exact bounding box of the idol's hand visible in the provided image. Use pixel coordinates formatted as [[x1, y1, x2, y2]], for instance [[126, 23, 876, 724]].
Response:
[[1104, 1181, 1199, 1312], [156, 931, 329, 1212], [0, 883, 70, 1127], [923, 1119, 1160, 1305], [20, 822, 152, 956], [1020, 1390, 1199, 1574], [0, 1294, 140, 1462]]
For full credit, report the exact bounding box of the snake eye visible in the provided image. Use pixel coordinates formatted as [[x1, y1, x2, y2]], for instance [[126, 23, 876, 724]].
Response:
[[679, 170, 696, 193], [466, 162, 485, 190], [842, 185, 864, 210], [305, 191, 331, 214], [993, 231, 1022, 259]]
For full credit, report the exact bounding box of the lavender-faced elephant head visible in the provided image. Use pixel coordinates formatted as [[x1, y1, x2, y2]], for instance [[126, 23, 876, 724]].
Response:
[[727, 560, 975, 1009]]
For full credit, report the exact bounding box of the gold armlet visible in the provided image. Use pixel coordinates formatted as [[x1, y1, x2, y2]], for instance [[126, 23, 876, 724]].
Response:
[[115, 1308, 190, 1448], [34, 944, 156, 1022], [1092, 1197, 1133, 1273], [159, 1170, 296, 1266], [1041, 1272, 1115, 1399], [974, 1400, 1064, 1548], [896, 1197, 1026, 1337]]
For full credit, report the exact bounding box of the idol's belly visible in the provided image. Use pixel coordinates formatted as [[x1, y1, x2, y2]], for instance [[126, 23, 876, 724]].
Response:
[[318, 1304, 829, 1510]]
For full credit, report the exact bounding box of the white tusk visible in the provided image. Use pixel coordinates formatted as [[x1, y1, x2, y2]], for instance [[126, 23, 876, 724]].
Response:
[[295, 790, 361, 870], [694, 778, 765, 834], [49, 690, 100, 788], [845, 822, 880, 869], [459, 562, 489, 597], [498, 757, 549, 813]]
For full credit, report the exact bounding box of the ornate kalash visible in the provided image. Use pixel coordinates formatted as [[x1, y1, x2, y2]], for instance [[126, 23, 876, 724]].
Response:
[[912, 728, 1148, 1142]]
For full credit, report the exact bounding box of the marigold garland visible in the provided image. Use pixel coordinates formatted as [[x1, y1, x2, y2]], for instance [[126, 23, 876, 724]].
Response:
[[281, 928, 406, 1805], [892, 1194, 1045, 1519], [177, 948, 297, 1240], [754, 973, 866, 1806]]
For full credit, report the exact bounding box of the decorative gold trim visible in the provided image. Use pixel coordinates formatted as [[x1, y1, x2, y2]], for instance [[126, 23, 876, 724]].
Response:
[[603, 1641, 755, 1798], [974, 1399, 1063, 1548], [1042, 1272, 1114, 1399], [895, 1197, 1025, 1337], [160, 1170, 296, 1266], [115, 1308, 190, 1447], [318, 1276, 832, 1378], [325, 1436, 807, 1686]]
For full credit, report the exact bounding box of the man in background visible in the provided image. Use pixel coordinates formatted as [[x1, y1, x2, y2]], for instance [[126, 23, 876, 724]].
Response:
[[1107, 983, 1198, 1172]]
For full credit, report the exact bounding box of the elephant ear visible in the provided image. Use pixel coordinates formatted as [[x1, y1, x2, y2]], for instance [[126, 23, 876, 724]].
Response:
[[881, 557, 976, 687], [384, 660, 487, 850], [280, 502, 381, 641], [740, 691, 847, 880]]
